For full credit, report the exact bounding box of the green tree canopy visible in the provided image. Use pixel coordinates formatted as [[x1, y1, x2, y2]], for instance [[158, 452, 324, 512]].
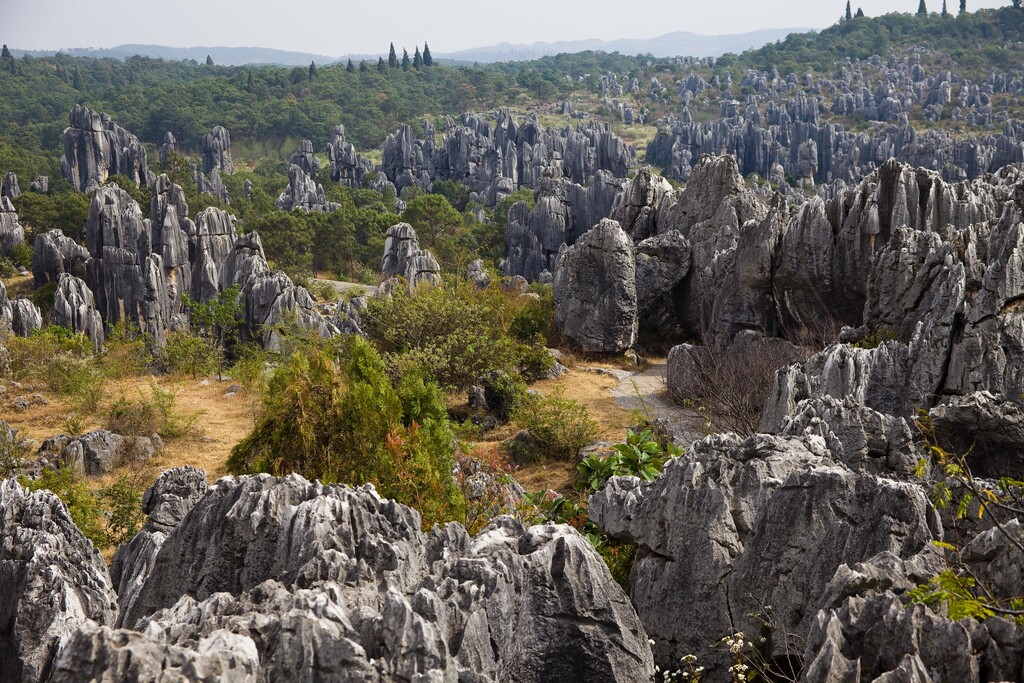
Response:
[[388, 43, 398, 68], [423, 43, 433, 66], [401, 193, 462, 248]]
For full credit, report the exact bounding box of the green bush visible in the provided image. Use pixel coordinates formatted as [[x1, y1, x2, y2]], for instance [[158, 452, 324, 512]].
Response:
[[100, 475, 145, 546], [576, 429, 682, 492], [101, 322, 151, 379], [106, 383, 198, 440], [21, 467, 107, 548], [363, 278, 552, 390], [510, 391, 597, 462], [228, 336, 465, 527], [31, 281, 58, 316], [7, 327, 105, 410], [159, 329, 220, 378], [1, 425, 29, 478], [8, 241, 32, 268]]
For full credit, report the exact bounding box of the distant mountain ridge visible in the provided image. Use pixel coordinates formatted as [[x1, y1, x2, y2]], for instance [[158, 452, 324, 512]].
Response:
[[434, 28, 811, 62], [8, 28, 811, 67]]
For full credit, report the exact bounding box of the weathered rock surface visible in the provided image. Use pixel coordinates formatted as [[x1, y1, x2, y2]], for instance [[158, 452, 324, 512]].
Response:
[[201, 126, 232, 175], [590, 433, 939, 676], [276, 163, 336, 212], [52, 273, 105, 349], [327, 124, 372, 188], [0, 479, 117, 683], [32, 229, 90, 286], [2, 171, 21, 199], [554, 218, 638, 353], [56, 430, 157, 477], [190, 206, 236, 304], [98, 473, 655, 682], [10, 298, 42, 336], [0, 195, 25, 255], [60, 105, 149, 192], [111, 467, 208, 628]]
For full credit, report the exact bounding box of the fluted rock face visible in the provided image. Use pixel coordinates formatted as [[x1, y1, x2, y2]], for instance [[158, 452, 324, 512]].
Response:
[[327, 124, 372, 188], [0, 195, 25, 255], [504, 171, 621, 281], [197, 167, 229, 204], [0, 479, 117, 683], [590, 433, 939, 677], [276, 163, 336, 212], [10, 299, 42, 336], [554, 218, 638, 353], [219, 231, 333, 351], [53, 273, 105, 349], [112, 467, 208, 628], [190, 206, 236, 304], [2, 171, 20, 199], [60, 105, 149, 192], [85, 184, 171, 346], [289, 139, 320, 178], [201, 125, 232, 175], [157, 131, 176, 164], [150, 174, 194, 314], [32, 229, 90, 286], [105, 473, 653, 682], [380, 222, 422, 279]]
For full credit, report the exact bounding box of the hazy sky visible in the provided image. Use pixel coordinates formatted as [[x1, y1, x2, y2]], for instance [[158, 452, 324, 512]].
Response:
[[3, 0, 1011, 56]]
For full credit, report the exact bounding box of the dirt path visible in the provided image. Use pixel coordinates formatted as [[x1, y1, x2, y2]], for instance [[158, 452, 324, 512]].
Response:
[[604, 362, 707, 446]]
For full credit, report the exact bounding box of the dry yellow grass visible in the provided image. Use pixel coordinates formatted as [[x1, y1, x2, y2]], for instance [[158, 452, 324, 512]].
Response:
[[3, 373, 256, 490]]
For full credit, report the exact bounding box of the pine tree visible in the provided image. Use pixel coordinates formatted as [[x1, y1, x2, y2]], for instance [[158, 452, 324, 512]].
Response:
[[401, 48, 411, 71], [206, 54, 214, 66], [359, 60, 368, 72], [388, 43, 398, 69], [346, 59, 355, 73], [959, 0, 966, 13], [856, 7, 865, 16], [413, 47, 422, 68], [377, 57, 387, 73], [845, 1, 852, 20], [72, 65, 85, 91], [918, 0, 927, 14], [309, 61, 318, 79], [246, 71, 254, 92], [422, 42, 433, 66], [0, 45, 10, 60], [942, 0, 948, 15]]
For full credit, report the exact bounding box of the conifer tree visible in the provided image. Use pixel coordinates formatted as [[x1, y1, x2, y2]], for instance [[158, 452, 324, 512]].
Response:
[[401, 48, 411, 71], [72, 66, 85, 91], [0, 45, 10, 60], [388, 43, 398, 68], [413, 46, 422, 68], [206, 54, 214, 66], [942, 0, 948, 15], [309, 61, 318, 79], [422, 42, 433, 66], [845, 1, 853, 20], [346, 59, 355, 73], [918, 0, 928, 14], [359, 60, 369, 72], [378, 56, 387, 73], [856, 7, 865, 16], [959, 0, 966, 13]]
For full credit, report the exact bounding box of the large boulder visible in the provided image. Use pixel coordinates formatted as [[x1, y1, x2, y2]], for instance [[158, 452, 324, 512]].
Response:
[[201, 126, 232, 175], [0, 195, 25, 255], [0, 479, 117, 683], [553, 217, 638, 353], [32, 229, 89, 287], [590, 433, 939, 675]]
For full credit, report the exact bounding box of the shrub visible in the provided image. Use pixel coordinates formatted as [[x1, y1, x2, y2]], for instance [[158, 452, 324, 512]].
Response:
[[106, 383, 198, 440], [101, 322, 151, 379], [510, 391, 597, 461], [32, 281, 57, 316], [509, 284, 556, 343], [9, 241, 32, 268], [228, 336, 465, 527], [7, 327, 106, 410], [20, 467, 107, 548], [0, 425, 29, 478], [159, 329, 220, 378], [99, 475, 145, 546], [577, 429, 682, 492]]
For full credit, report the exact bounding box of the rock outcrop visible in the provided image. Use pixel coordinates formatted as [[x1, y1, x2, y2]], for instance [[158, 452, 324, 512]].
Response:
[[201, 126, 232, 175], [553, 218, 638, 353], [0, 195, 25, 255], [60, 105, 149, 192], [100, 473, 654, 682], [591, 433, 939, 676], [52, 273, 105, 349], [327, 124, 372, 188], [276, 163, 337, 212], [32, 229, 90, 286], [2, 171, 20, 199], [10, 298, 42, 336], [0, 479, 117, 683]]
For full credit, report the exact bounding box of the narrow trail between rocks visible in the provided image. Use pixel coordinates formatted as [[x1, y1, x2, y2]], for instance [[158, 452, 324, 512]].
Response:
[[597, 363, 707, 445]]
